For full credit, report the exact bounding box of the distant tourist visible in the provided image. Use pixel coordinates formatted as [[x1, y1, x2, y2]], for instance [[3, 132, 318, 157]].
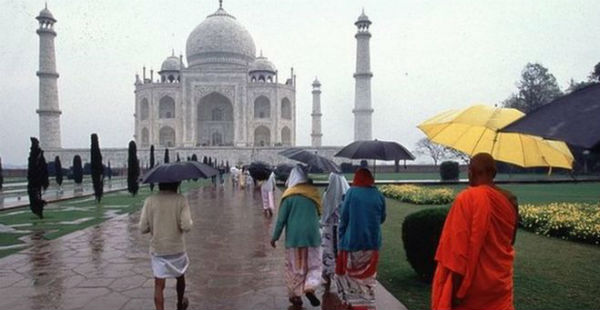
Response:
[[139, 182, 193, 310], [320, 172, 349, 289], [432, 153, 518, 310], [261, 172, 277, 217], [336, 168, 386, 309], [271, 166, 322, 307], [240, 167, 248, 189]]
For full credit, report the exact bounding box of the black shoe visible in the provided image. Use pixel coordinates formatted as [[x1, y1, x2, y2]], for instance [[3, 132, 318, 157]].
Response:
[[177, 297, 189, 310], [289, 296, 303, 306], [305, 291, 320, 307]]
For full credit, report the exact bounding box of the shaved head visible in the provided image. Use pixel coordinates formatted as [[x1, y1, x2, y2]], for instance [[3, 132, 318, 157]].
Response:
[[469, 153, 497, 186]]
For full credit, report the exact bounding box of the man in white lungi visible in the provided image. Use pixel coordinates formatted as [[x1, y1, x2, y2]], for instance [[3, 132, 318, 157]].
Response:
[[139, 182, 193, 310]]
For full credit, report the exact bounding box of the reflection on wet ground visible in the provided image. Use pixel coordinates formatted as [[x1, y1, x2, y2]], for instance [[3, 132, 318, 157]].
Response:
[[0, 182, 405, 310]]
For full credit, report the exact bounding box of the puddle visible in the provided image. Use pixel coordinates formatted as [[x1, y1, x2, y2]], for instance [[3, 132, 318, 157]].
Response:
[[57, 217, 93, 225]]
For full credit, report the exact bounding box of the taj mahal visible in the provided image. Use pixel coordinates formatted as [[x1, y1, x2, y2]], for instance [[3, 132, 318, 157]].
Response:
[[37, 2, 374, 166]]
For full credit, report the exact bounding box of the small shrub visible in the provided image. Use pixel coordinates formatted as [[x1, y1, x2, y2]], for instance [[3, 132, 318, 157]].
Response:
[[440, 161, 459, 181], [402, 207, 449, 282], [380, 184, 454, 205]]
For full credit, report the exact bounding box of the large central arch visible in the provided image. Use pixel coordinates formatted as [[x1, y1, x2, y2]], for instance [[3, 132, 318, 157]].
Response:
[[197, 92, 234, 146]]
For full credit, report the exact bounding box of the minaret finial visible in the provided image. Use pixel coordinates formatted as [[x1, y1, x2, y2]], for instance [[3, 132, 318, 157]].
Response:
[[45, 2, 48, 9], [172, 48, 175, 57], [219, 0, 223, 9], [362, 7, 364, 14], [260, 50, 263, 57]]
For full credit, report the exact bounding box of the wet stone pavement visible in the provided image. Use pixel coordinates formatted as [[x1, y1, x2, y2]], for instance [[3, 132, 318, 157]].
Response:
[[0, 182, 406, 310]]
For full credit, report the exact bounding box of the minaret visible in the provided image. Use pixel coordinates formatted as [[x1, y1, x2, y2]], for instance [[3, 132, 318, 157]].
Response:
[[36, 4, 62, 149], [311, 77, 322, 147], [353, 9, 373, 141]]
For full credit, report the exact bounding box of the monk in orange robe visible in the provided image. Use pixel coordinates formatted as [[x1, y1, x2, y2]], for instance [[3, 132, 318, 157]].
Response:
[[431, 153, 519, 310]]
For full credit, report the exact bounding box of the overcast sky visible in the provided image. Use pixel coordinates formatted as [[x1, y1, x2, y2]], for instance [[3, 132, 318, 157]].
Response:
[[1, 0, 599, 165]]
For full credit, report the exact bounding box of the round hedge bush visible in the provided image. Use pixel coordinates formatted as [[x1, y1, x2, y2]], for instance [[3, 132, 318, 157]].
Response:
[[440, 161, 459, 181], [402, 207, 449, 282]]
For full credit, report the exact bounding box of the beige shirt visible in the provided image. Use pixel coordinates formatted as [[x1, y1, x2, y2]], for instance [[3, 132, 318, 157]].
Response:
[[139, 191, 193, 256]]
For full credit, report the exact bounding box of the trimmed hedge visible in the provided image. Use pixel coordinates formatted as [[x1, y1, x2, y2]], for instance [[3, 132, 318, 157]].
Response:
[[380, 184, 455, 205], [402, 207, 449, 282], [440, 161, 459, 181]]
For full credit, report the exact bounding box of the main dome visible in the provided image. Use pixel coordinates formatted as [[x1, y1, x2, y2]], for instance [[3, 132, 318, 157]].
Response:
[[186, 7, 256, 68]]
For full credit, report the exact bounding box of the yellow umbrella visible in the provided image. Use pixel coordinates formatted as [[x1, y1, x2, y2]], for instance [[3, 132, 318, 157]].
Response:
[[417, 105, 574, 169]]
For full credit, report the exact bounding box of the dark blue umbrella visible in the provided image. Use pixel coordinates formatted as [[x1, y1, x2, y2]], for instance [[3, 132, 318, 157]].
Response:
[[335, 139, 415, 161], [282, 149, 340, 173], [139, 161, 218, 184], [502, 83, 600, 150], [248, 161, 272, 181]]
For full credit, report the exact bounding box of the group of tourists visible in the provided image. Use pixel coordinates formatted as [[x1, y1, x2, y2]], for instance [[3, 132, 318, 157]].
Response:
[[270, 166, 386, 309], [138, 152, 520, 310]]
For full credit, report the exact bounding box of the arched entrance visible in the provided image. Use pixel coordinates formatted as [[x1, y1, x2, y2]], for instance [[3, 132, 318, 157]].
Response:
[[254, 126, 271, 147], [159, 126, 176, 147], [197, 92, 234, 146]]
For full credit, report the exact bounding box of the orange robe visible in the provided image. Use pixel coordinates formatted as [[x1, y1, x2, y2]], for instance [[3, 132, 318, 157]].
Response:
[[431, 185, 517, 310]]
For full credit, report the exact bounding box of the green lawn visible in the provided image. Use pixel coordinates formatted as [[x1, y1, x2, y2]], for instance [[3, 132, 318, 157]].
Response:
[[0, 180, 209, 258], [378, 182, 600, 309]]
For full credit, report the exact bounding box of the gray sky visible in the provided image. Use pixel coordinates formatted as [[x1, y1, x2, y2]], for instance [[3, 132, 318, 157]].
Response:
[[1, 0, 598, 165]]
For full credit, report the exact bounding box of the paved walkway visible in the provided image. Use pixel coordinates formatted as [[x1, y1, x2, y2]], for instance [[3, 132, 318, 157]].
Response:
[[0, 182, 406, 310]]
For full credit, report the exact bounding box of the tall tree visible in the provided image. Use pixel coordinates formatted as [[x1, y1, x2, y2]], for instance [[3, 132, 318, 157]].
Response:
[[502, 63, 562, 113], [176, 153, 181, 162], [202, 156, 208, 164], [149, 145, 155, 191], [0, 156, 3, 191], [90, 134, 104, 202], [414, 138, 448, 166], [590, 62, 600, 82], [73, 155, 83, 184], [27, 137, 47, 218], [127, 141, 140, 196], [191, 154, 197, 161], [54, 156, 63, 187], [164, 148, 170, 164]]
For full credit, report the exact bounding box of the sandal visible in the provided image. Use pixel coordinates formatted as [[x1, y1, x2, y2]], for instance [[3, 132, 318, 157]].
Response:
[[177, 297, 189, 310], [289, 296, 303, 306], [305, 291, 321, 307]]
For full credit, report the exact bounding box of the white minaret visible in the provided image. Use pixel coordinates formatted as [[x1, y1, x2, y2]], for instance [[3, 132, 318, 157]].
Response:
[[311, 77, 322, 147], [36, 4, 62, 149], [353, 9, 373, 141]]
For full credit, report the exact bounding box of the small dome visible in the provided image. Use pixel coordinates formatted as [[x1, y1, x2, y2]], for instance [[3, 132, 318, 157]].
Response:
[[37, 5, 56, 22], [186, 6, 256, 68], [356, 9, 371, 25], [249, 54, 276, 73], [161, 55, 181, 71], [312, 77, 321, 87]]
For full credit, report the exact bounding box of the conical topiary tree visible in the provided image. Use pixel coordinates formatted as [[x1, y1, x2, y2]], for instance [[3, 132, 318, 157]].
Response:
[[203, 156, 208, 164], [27, 137, 47, 218], [127, 141, 139, 196], [191, 154, 198, 161], [177, 153, 181, 162], [164, 148, 170, 164], [149, 145, 155, 191], [0, 156, 4, 191], [107, 161, 112, 180], [90, 134, 104, 202], [54, 156, 63, 187], [73, 155, 83, 184]]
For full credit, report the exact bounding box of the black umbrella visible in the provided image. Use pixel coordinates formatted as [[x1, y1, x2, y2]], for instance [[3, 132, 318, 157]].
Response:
[[283, 149, 340, 173], [335, 140, 415, 161], [248, 161, 272, 181], [502, 83, 600, 150], [139, 161, 218, 184], [274, 163, 295, 182], [278, 147, 306, 157]]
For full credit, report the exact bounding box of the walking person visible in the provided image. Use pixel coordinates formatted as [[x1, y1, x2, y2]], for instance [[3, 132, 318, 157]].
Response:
[[139, 182, 193, 310], [320, 172, 350, 289], [431, 153, 518, 310], [261, 171, 277, 217], [336, 168, 386, 310], [271, 166, 323, 307]]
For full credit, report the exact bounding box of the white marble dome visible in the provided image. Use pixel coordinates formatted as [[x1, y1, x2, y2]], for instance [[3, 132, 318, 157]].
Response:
[[186, 7, 256, 68], [249, 55, 276, 73], [161, 56, 181, 71]]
